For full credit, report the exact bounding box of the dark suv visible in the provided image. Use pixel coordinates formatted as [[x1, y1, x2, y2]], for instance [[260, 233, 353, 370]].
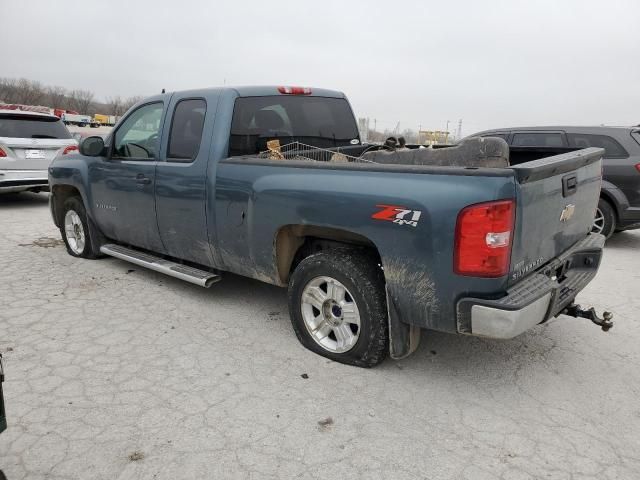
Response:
[[469, 126, 640, 237]]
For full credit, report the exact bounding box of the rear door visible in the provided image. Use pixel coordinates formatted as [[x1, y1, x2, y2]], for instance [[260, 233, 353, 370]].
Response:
[[508, 148, 603, 285], [155, 92, 219, 267], [89, 101, 166, 252]]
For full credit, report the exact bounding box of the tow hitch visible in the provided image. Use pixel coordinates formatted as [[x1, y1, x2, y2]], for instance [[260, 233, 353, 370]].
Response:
[[562, 304, 614, 331]]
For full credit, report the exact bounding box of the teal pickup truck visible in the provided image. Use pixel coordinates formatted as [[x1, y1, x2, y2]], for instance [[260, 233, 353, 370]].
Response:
[[49, 85, 612, 367]]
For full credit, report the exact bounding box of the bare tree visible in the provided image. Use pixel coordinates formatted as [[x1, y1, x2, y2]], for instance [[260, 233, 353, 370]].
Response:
[[68, 89, 95, 114], [45, 85, 68, 109], [121, 95, 143, 113], [13, 78, 45, 105], [0, 77, 19, 103], [105, 95, 125, 116]]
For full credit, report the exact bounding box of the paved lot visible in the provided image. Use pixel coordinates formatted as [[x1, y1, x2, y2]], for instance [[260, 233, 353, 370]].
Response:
[[1, 192, 639, 480]]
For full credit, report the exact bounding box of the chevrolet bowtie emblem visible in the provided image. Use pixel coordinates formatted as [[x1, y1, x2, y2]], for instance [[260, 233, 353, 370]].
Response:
[[560, 204, 575, 222]]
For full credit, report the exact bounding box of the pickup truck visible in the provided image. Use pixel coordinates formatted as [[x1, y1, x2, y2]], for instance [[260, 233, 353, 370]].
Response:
[[48, 86, 612, 367]]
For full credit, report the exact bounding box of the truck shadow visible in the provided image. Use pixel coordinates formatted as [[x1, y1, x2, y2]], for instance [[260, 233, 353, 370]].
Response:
[[122, 264, 582, 376], [0, 192, 49, 209]]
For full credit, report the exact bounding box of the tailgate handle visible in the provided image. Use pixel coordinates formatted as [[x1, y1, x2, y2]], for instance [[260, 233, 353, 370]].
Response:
[[562, 174, 577, 197]]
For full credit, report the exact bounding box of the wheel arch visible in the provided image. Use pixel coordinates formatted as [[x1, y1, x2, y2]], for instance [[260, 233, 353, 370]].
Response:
[[274, 224, 381, 285], [600, 180, 628, 220], [50, 184, 83, 227]]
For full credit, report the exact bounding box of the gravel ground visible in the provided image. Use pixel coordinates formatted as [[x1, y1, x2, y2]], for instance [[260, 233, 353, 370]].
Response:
[[1, 192, 639, 480]]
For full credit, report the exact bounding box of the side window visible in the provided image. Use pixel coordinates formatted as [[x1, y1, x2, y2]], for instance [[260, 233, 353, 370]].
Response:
[[567, 133, 628, 158], [113, 102, 163, 159], [167, 99, 207, 162], [481, 133, 509, 142], [512, 132, 564, 147]]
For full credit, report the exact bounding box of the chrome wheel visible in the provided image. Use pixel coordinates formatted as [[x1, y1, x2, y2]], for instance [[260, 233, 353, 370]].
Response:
[[592, 207, 605, 234], [64, 210, 85, 254], [301, 276, 360, 353]]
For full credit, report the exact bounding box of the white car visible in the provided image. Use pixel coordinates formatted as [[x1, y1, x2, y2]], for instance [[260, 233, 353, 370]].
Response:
[[0, 109, 78, 193]]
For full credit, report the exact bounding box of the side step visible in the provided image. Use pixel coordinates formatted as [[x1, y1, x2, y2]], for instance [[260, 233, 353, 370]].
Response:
[[100, 244, 221, 288]]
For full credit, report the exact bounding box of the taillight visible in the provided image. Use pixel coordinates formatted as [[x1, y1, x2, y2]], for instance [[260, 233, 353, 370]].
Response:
[[0, 147, 6, 157], [277, 86, 312, 95], [635, 163, 640, 173], [62, 145, 79, 155], [454, 199, 515, 277]]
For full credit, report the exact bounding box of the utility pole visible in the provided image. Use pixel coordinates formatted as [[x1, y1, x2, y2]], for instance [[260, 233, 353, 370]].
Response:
[[457, 119, 463, 139]]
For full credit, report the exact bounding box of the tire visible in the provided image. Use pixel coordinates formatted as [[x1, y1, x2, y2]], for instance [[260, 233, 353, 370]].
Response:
[[592, 198, 616, 239], [59, 197, 101, 259], [288, 249, 388, 368]]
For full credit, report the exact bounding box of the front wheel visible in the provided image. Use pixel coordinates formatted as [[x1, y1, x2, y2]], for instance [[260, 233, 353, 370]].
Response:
[[60, 197, 100, 259], [592, 198, 616, 239], [287, 249, 388, 367]]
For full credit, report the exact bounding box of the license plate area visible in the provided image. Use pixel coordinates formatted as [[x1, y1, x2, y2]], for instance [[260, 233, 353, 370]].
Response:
[[25, 149, 46, 159]]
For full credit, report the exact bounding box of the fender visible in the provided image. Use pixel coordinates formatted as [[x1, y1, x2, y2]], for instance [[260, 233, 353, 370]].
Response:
[[600, 179, 629, 217]]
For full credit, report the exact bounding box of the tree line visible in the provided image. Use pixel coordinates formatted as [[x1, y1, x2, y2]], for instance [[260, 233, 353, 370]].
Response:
[[0, 77, 143, 116]]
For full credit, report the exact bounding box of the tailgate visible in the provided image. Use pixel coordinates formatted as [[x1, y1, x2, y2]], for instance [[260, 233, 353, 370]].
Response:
[[508, 147, 604, 286]]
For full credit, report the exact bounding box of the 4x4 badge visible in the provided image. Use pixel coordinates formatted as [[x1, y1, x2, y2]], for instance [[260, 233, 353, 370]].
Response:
[[372, 204, 422, 227]]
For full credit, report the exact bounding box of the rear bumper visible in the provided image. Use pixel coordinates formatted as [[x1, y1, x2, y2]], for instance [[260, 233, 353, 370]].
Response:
[[618, 206, 640, 231], [457, 234, 605, 339], [0, 169, 49, 192]]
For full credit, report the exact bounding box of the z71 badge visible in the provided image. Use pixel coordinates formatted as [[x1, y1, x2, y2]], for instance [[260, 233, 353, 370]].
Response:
[[372, 204, 422, 227]]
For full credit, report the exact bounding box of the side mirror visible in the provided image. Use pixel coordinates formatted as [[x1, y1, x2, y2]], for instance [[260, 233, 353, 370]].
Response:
[[79, 136, 105, 157]]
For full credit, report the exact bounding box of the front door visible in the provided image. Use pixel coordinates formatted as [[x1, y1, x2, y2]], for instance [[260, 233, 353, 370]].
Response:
[[89, 101, 166, 252], [155, 94, 217, 266]]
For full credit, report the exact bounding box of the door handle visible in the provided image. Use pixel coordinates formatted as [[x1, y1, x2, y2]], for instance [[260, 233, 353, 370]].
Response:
[[136, 174, 151, 185]]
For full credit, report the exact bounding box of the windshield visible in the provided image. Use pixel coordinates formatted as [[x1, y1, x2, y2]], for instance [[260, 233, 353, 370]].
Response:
[[0, 114, 72, 139], [229, 96, 359, 156]]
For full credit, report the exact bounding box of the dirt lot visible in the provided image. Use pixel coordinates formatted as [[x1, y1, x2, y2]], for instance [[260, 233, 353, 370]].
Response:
[[1, 192, 639, 480]]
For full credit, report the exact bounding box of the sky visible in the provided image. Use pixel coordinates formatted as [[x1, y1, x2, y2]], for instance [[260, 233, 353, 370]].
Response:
[[1, 0, 639, 135]]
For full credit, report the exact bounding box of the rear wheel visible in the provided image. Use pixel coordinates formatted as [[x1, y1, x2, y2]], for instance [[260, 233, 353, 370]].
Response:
[[60, 197, 100, 259], [592, 198, 616, 238], [288, 249, 388, 367]]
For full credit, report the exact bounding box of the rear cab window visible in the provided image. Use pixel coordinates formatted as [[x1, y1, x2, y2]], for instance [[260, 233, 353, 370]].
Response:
[[512, 132, 565, 147], [567, 133, 628, 158], [229, 96, 359, 157], [0, 113, 71, 139]]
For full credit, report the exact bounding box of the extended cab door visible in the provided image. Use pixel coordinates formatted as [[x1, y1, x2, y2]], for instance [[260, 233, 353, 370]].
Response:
[[155, 92, 219, 267], [89, 100, 167, 252]]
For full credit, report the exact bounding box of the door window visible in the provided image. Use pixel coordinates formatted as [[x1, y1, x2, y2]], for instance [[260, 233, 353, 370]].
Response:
[[113, 102, 164, 159], [567, 133, 628, 158], [167, 99, 207, 162], [481, 132, 510, 141], [512, 132, 565, 147]]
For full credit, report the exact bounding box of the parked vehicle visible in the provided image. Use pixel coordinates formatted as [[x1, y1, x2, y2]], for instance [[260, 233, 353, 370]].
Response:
[[62, 113, 91, 127], [468, 126, 640, 238], [93, 114, 117, 127], [0, 109, 78, 193], [48, 86, 612, 367]]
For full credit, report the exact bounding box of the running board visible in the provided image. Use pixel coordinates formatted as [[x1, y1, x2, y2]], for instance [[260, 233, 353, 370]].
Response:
[[100, 244, 221, 288]]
